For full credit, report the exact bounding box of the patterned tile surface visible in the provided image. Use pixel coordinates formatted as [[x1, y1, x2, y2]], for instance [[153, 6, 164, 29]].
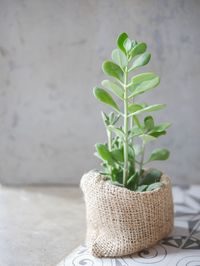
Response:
[[57, 186, 200, 266]]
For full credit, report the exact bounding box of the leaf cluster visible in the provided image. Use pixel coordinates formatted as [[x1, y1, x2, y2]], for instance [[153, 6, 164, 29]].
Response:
[[93, 32, 171, 191]]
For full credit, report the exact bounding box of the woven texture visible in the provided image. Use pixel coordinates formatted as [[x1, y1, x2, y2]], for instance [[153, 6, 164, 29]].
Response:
[[80, 170, 174, 258]]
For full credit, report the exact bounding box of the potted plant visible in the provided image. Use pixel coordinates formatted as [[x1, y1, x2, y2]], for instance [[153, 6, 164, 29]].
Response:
[[80, 32, 174, 258]]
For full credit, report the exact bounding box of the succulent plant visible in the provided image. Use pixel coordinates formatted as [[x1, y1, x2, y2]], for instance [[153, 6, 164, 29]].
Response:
[[93, 32, 171, 191]]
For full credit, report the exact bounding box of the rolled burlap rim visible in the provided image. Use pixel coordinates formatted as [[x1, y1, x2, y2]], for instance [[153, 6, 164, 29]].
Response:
[[80, 170, 174, 257]]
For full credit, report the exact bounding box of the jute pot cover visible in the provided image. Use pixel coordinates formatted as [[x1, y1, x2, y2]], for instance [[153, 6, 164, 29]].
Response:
[[80, 170, 174, 257]]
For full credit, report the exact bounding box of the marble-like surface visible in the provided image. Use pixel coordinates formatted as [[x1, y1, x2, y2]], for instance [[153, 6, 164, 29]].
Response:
[[0, 1, 200, 185], [0, 185, 85, 266]]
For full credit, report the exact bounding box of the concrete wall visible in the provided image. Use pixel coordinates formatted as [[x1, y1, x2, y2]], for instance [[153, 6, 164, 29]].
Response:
[[0, 0, 200, 185]]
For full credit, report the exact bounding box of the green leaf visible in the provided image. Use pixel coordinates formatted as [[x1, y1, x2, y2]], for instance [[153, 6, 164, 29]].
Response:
[[140, 169, 162, 185], [102, 61, 124, 82], [117, 32, 128, 54], [111, 49, 128, 69], [149, 123, 171, 133], [110, 167, 123, 183], [146, 182, 163, 191], [129, 126, 143, 138], [126, 172, 139, 190], [108, 125, 124, 139], [150, 131, 166, 138], [101, 112, 120, 127], [136, 185, 148, 192], [128, 74, 160, 98], [129, 52, 151, 72], [112, 181, 124, 187], [128, 145, 135, 159], [131, 72, 159, 87], [95, 144, 114, 164], [131, 40, 138, 48], [128, 103, 144, 114], [102, 80, 124, 100], [101, 111, 109, 127], [93, 87, 119, 111], [109, 112, 115, 123], [129, 104, 166, 116], [111, 148, 124, 162], [123, 38, 132, 53], [148, 122, 171, 138], [144, 116, 154, 131], [130, 42, 147, 58], [140, 134, 156, 144], [148, 148, 170, 162], [108, 112, 120, 125], [112, 136, 123, 149]]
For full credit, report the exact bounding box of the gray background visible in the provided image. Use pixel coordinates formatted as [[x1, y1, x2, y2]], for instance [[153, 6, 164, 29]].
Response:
[[0, 0, 199, 185]]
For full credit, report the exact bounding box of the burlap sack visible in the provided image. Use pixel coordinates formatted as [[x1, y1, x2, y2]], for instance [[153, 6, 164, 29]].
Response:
[[80, 170, 174, 257]]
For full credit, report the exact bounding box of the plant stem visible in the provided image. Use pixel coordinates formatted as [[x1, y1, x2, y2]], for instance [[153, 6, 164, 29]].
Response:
[[129, 116, 135, 172], [107, 129, 112, 175], [129, 115, 133, 145], [107, 129, 112, 151], [123, 68, 129, 186], [139, 138, 145, 176]]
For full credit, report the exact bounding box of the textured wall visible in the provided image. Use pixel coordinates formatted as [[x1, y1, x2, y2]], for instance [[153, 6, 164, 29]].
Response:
[[0, 0, 200, 185]]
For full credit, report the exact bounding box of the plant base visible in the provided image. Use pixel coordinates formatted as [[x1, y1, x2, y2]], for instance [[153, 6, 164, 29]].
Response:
[[80, 170, 174, 257]]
